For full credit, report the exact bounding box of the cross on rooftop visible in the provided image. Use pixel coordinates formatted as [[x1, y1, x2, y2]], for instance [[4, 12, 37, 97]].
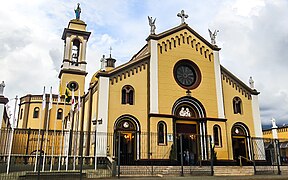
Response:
[[109, 47, 112, 58], [177, 10, 188, 24]]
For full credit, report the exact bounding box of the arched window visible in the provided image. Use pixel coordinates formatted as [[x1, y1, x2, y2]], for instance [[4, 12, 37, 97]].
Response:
[[121, 85, 134, 105], [213, 125, 222, 147], [33, 107, 40, 118], [233, 97, 242, 114], [71, 39, 80, 65], [57, 108, 63, 120], [157, 121, 167, 145]]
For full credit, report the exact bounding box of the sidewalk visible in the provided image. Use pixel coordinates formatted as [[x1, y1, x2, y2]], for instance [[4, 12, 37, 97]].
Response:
[[109, 175, 288, 180]]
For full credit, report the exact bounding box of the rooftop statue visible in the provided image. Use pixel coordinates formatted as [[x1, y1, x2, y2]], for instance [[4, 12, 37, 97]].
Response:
[[0, 81, 5, 95], [249, 76, 255, 89], [100, 55, 106, 71], [148, 16, 156, 35], [208, 29, 219, 45], [75, 3, 81, 20], [271, 118, 277, 128]]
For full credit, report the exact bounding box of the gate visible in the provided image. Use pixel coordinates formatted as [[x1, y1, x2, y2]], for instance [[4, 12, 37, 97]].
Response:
[[252, 137, 281, 175]]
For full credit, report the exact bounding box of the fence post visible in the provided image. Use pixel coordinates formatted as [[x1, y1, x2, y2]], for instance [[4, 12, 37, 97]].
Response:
[[37, 130, 45, 180], [79, 131, 84, 180], [180, 134, 184, 176], [209, 136, 214, 176], [117, 131, 121, 178], [250, 137, 256, 175], [275, 139, 281, 175]]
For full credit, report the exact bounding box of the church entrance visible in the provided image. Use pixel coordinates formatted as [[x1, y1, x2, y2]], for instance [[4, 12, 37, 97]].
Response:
[[176, 123, 198, 165], [114, 117, 139, 165], [172, 96, 208, 165], [231, 123, 250, 163], [116, 131, 136, 165]]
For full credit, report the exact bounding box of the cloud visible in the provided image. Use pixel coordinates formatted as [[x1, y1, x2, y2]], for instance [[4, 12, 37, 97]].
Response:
[[1, 0, 288, 127], [211, 0, 288, 125]]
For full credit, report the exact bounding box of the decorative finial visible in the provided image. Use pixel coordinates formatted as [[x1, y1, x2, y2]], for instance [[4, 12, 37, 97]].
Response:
[[148, 16, 156, 35], [271, 118, 277, 128], [109, 47, 112, 58], [177, 10, 188, 24], [249, 76, 255, 89], [208, 29, 219, 45], [74, 3, 81, 20], [0, 81, 5, 95]]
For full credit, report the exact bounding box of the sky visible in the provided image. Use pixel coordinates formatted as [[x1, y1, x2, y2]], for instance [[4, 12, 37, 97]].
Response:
[[1, 0, 287, 128]]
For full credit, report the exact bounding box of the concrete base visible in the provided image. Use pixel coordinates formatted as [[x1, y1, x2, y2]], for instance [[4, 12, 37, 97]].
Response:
[[19, 171, 86, 180]]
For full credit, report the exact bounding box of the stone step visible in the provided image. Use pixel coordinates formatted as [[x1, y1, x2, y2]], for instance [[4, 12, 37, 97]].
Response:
[[214, 166, 254, 176]]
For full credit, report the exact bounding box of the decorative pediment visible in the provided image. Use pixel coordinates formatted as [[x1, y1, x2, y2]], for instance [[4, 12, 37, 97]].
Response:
[[147, 24, 219, 61]]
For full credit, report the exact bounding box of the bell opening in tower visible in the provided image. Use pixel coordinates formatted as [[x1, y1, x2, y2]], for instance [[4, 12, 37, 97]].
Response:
[[72, 39, 80, 66]]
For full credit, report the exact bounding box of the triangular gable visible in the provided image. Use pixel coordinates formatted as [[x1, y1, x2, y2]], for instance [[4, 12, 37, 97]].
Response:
[[146, 23, 220, 51], [130, 44, 149, 61], [221, 65, 259, 99]]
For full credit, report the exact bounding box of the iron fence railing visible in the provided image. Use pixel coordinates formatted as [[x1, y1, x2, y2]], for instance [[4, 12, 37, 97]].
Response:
[[1, 128, 287, 178]]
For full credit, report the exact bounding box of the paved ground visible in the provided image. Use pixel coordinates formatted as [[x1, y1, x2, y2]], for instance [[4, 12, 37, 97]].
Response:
[[100, 175, 288, 180]]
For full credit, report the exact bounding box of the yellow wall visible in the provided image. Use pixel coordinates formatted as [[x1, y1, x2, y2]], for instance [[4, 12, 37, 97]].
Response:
[[206, 121, 229, 160], [18, 96, 74, 130], [157, 29, 218, 118], [83, 93, 91, 132], [59, 73, 85, 97], [222, 77, 255, 160], [108, 65, 148, 133], [263, 127, 288, 139]]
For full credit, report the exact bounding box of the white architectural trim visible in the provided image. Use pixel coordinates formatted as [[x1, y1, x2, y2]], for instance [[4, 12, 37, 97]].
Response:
[[199, 123, 204, 160], [203, 122, 207, 159], [0, 104, 4, 128], [213, 51, 225, 118], [82, 40, 87, 62], [252, 95, 263, 138], [149, 39, 159, 113], [96, 76, 109, 156], [64, 37, 71, 60]]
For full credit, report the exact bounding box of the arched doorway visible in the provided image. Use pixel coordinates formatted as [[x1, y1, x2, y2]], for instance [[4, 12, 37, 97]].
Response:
[[172, 96, 207, 164], [231, 123, 251, 163], [114, 115, 140, 165]]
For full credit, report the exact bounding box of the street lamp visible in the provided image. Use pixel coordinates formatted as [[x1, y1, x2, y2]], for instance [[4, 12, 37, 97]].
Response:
[[92, 118, 102, 170]]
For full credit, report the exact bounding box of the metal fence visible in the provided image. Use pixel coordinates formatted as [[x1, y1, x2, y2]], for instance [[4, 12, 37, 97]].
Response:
[[251, 137, 288, 175], [0, 128, 215, 178]]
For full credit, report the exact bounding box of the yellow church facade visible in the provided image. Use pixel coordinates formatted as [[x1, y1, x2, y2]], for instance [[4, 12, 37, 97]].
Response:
[[16, 10, 263, 165]]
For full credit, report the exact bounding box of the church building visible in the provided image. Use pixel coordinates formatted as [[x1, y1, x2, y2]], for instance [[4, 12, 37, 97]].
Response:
[[16, 6, 263, 165]]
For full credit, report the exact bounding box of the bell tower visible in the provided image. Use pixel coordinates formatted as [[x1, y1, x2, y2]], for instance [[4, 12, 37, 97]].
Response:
[[59, 3, 91, 96]]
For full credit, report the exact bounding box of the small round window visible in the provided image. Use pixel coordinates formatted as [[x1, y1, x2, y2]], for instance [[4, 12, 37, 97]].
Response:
[[173, 60, 201, 90], [67, 81, 79, 91]]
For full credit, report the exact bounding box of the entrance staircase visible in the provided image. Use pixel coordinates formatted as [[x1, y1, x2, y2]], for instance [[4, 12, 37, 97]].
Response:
[[214, 166, 254, 176], [118, 165, 211, 176], [118, 166, 255, 177]]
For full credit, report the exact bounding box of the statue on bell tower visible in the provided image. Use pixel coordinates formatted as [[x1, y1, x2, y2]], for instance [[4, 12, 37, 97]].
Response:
[[75, 3, 81, 20]]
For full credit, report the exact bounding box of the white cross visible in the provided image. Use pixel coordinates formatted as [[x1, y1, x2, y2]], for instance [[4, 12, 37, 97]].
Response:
[[177, 10, 188, 24]]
